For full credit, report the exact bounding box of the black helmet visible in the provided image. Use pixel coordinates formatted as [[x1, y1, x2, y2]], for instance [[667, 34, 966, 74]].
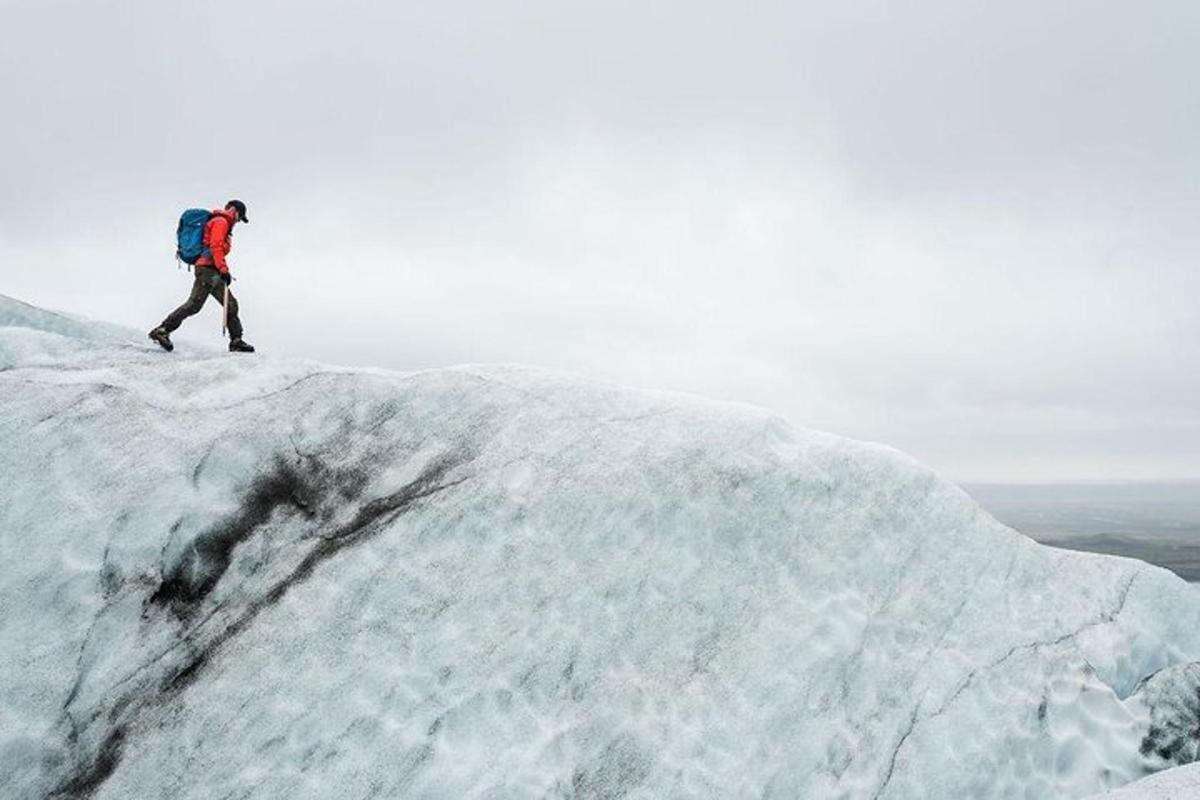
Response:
[[225, 199, 249, 223]]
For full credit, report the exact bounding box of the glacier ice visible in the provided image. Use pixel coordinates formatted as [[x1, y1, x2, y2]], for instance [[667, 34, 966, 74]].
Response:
[[2, 293, 1200, 799], [1086, 763, 1200, 799]]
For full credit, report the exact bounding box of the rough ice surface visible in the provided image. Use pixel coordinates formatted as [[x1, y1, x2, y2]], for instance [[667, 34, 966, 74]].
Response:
[[1086, 764, 1200, 799], [3, 293, 1200, 799]]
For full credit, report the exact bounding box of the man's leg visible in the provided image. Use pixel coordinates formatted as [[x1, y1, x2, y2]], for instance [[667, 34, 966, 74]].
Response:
[[160, 268, 216, 333]]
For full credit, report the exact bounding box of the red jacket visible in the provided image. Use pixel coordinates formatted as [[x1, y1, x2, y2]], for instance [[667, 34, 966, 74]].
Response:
[[195, 209, 237, 274]]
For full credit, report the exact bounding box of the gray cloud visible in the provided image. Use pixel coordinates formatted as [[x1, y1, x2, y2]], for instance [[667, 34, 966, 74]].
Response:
[[2, 0, 1197, 480]]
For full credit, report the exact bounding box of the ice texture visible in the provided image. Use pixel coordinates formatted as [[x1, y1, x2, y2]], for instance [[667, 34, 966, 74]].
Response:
[[3, 294, 1200, 799], [1086, 763, 1200, 799]]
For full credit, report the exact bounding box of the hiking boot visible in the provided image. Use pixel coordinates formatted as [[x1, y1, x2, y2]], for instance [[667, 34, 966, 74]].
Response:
[[148, 327, 174, 352], [228, 338, 256, 353]]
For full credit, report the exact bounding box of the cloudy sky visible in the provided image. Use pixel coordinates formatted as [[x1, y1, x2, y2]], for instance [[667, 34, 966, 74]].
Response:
[[2, 1, 1197, 482]]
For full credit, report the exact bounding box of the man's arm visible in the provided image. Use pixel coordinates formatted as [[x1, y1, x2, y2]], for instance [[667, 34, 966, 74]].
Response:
[[208, 216, 231, 274]]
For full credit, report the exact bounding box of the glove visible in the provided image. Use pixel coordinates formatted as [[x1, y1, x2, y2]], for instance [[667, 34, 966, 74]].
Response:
[[219, 271, 232, 285]]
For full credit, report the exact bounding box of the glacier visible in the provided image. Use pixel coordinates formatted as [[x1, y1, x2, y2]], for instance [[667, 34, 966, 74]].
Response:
[[2, 293, 1200, 799], [1086, 763, 1200, 799]]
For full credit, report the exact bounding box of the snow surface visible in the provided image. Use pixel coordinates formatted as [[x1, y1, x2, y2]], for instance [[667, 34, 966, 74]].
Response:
[[3, 293, 1200, 799]]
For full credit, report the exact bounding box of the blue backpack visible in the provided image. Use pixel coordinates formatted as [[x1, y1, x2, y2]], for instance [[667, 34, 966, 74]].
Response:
[[175, 208, 212, 265]]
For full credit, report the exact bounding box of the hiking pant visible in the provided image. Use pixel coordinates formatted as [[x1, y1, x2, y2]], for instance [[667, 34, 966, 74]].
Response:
[[160, 266, 244, 340]]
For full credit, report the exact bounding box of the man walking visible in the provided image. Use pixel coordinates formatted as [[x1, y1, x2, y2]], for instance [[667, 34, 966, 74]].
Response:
[[149, 200, 255, 353]]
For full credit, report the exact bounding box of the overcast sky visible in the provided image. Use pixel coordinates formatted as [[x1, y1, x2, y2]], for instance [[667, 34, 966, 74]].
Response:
[[2, 1, 1197, 482]]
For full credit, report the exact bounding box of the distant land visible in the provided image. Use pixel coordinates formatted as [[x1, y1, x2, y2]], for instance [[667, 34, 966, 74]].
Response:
[[966, 481, 1200, 583]]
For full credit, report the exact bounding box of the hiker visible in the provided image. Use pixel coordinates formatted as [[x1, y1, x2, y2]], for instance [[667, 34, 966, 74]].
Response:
[[149, 200, 255, 353]]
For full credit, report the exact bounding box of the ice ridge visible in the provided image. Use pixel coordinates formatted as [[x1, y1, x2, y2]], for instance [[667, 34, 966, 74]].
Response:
[[2, 295, 1200, 799]]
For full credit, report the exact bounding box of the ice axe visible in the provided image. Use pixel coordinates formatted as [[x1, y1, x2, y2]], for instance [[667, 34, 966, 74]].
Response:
[[222, 284, 229, 337]]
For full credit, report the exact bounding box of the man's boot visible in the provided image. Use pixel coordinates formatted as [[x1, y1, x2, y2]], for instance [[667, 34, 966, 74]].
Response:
[[229, 338, 256, 353], [148, 327, 174, 352]]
